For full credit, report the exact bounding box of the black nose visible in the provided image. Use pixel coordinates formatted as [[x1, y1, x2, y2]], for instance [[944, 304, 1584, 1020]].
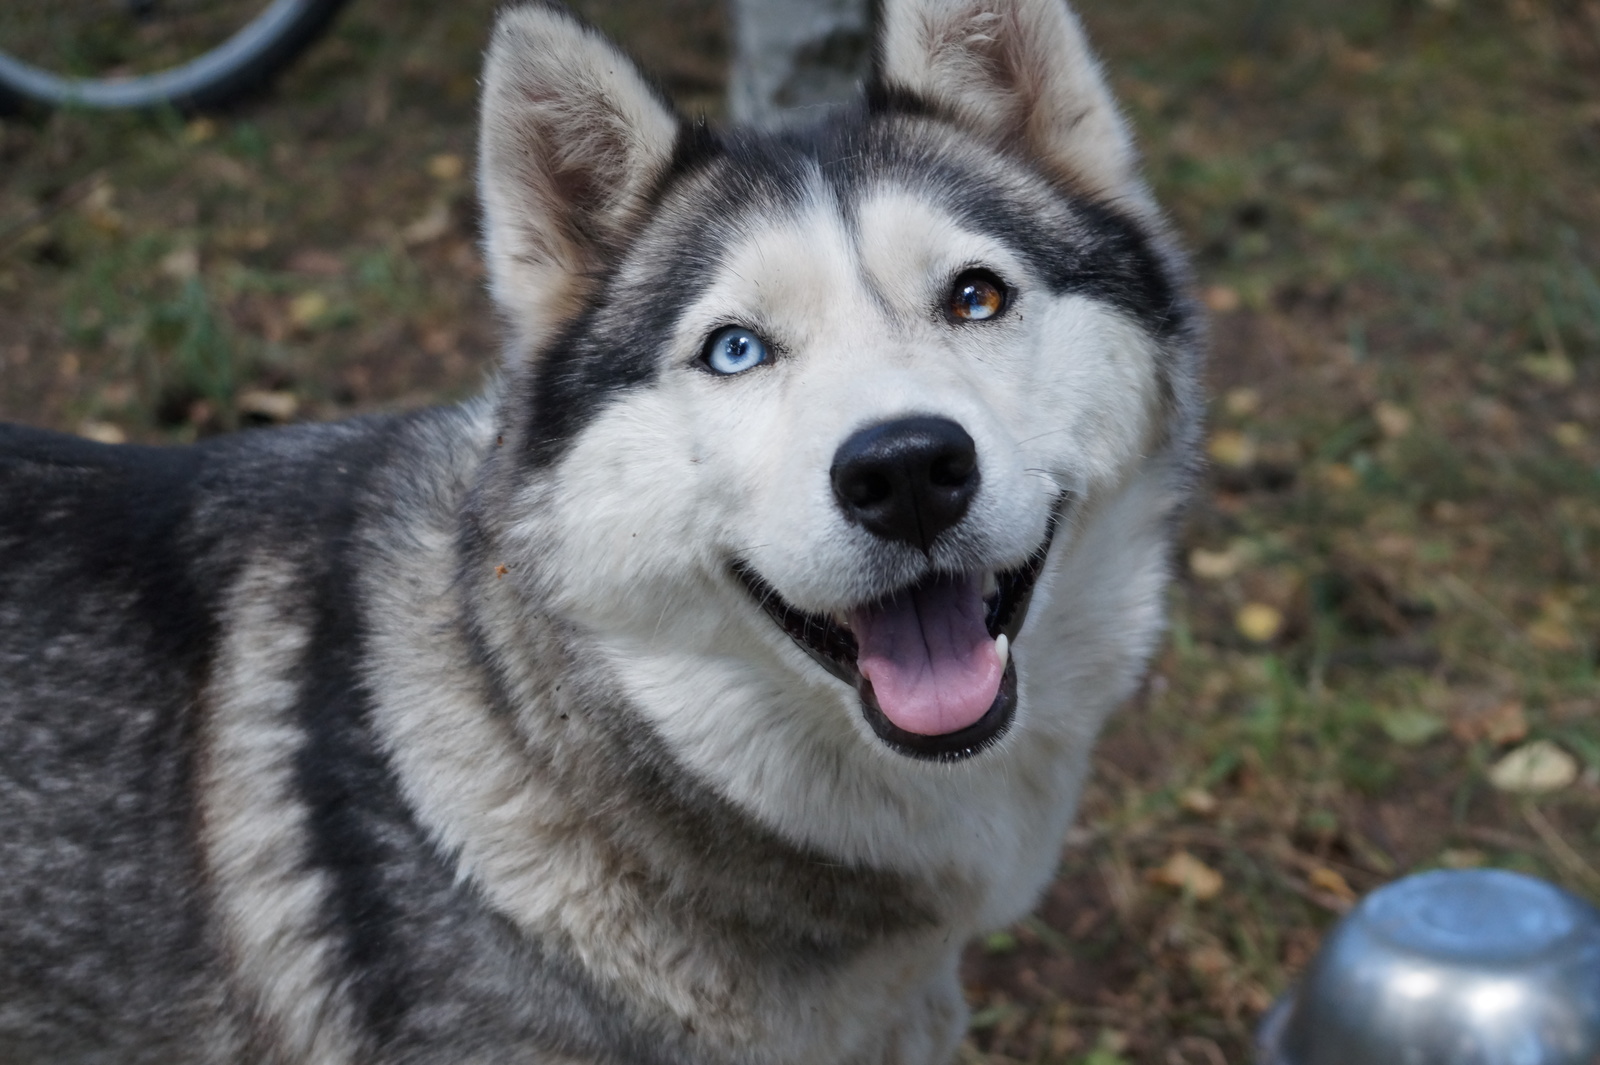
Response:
[[830, 416, 979, 553]]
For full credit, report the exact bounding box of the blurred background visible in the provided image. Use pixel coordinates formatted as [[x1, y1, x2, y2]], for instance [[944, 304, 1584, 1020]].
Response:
[[1, 1, 1597, 1062]]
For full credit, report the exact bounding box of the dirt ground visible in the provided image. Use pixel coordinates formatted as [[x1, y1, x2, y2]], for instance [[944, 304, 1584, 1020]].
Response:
[[2, 1, 1598, 1062]]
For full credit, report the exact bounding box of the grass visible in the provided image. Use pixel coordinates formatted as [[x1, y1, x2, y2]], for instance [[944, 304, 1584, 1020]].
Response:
[[2, 0, 1598, 1061]]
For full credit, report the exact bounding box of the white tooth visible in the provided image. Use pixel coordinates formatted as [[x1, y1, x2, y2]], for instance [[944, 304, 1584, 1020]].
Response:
[[995, 633, 1009, 670], [834, 612, 851, 630], [983, 571, 999, 598]]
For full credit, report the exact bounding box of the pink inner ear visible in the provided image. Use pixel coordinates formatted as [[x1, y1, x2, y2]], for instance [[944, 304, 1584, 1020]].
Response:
[[479, 3, 683, 353], [875, 0, 1144, 210]]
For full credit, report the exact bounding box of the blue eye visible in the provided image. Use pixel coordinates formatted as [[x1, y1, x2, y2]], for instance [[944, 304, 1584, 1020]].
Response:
[[702, 327, 770, 376]]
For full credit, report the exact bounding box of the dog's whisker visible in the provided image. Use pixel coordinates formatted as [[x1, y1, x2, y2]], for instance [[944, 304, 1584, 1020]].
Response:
[[1015, 427, 1072, 446]]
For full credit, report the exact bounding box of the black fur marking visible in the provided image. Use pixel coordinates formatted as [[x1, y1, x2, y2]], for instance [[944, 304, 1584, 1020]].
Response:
[[515, 108, 1187, 474], [855, 73, 1188, 339], [284, 425, 414, 1047], [294, 556, 682, 1061], [664, 117, 724, 184], [284, 418, 692, 1062], [955, 190, 1188, 338], [521, 298, 660, 470], [812, 117, 1188, 340], [862, 80, 944, 120], [519, 136, 812, 471]]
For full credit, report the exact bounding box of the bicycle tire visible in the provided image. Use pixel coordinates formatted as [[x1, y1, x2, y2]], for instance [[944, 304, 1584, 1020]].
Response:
[[0, 0, 350, 114]]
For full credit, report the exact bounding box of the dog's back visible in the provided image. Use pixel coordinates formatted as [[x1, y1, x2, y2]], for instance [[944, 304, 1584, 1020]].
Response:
[[0, 0, 1203, 1059], [0, 426, 231, 1061], [0, 419, 449, 1062], [0, 421, 415, 1060], [0, 416, 722, 1065]]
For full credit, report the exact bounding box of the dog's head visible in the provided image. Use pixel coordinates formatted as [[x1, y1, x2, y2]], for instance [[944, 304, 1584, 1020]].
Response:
[[476, 0, 1200, 767]]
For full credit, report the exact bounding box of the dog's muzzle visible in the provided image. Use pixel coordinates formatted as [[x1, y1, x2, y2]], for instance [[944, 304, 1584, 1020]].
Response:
[[733, 496, 1061, 763]]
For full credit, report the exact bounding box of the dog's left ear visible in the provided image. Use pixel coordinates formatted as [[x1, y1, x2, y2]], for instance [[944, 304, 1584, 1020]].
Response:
[[875, 0, 1151, 216], [479, 4, 681, 357]]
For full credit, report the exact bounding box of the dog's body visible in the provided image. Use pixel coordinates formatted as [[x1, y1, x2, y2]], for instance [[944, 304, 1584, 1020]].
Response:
[[0, 1, 1201, 1062]]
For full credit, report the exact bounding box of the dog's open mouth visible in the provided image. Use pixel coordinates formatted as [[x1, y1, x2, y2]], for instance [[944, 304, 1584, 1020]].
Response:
[[733, 518, 1058, 762]]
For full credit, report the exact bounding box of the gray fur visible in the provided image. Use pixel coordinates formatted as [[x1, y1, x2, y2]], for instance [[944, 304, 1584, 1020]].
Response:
[[0, 2, 1202, 1062]]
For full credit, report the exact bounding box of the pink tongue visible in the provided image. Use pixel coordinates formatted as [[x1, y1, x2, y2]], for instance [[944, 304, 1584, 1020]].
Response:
[[850, 573, 1003, 737]]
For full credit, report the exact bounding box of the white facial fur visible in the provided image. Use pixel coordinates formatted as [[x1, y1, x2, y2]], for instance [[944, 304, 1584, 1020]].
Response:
[[430, 0, 1196, 1057], [501, 169, 1176, 922], [539, 174, 1159, 615]]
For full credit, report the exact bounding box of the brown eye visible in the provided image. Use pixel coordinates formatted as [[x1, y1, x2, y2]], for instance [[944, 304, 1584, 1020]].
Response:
[[948, 270, 1007, 322]]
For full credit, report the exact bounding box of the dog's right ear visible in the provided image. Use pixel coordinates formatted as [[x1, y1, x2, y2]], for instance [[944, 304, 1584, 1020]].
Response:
[[478, 4, 681, 357]]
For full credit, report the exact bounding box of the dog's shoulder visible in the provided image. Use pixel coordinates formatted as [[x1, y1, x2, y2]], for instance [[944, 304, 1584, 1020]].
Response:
[[0, 420, 204, 517], [1, 422, 217, 639], [2, 409, 467, 554], [0, 408, 481, 685]]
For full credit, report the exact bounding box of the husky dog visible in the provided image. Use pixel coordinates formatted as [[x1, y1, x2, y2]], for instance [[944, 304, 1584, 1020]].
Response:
[[0, 0, 1201, 1061]]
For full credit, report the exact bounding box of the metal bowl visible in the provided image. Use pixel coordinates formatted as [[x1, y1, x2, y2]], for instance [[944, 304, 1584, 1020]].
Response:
[[1258, 868, 1600, 1065]]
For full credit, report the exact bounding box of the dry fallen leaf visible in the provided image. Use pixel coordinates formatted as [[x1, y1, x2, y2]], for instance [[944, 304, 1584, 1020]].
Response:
[[98, 382, 134, 407], [197, 152, 254, 188], [81, 180, 123, 234], [1204, 285, 1241, 313], [1187, 944, 1232, 977], [1047, 1023, 1081, 1058], [1179, 787, 1219, 816], [1488, 740, 1579, 794], [78, 420, 126, 445], [1528, 596, 1578, 652], [159, 247, 199, 280], [1320, 463, 1360, 490], [1149, 851, 1224, 901], [1373, 400, 1413, 438], [287, 249, 345, 276], [1190, 546, 1243, 581], [1449, 699, 1528, 746], [1308, 866, 1357, 902], [1092, 1029, 1130, 1057], [1241, 984, 1275, 1013], [1438, 848, 1486, 869], [236, 389, 300, 423], [1235, 602, 1284, 643], [1372, 533, 1416, 560], [1380, 707, 1446, 747], [1519, 351, 1575, 387], [428, 152, 465, 181], [288, 292, 330, 329], [238, 226, 273, 251], [1553, 423, 1587, 450], [403, 200, 454, 246], [184, 117, 217, 143], [421, 327, 459, 357], [1527, 622, 1576, 652], [1224, 387, 1260, 416], [1208, 429, 1256, 469]]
